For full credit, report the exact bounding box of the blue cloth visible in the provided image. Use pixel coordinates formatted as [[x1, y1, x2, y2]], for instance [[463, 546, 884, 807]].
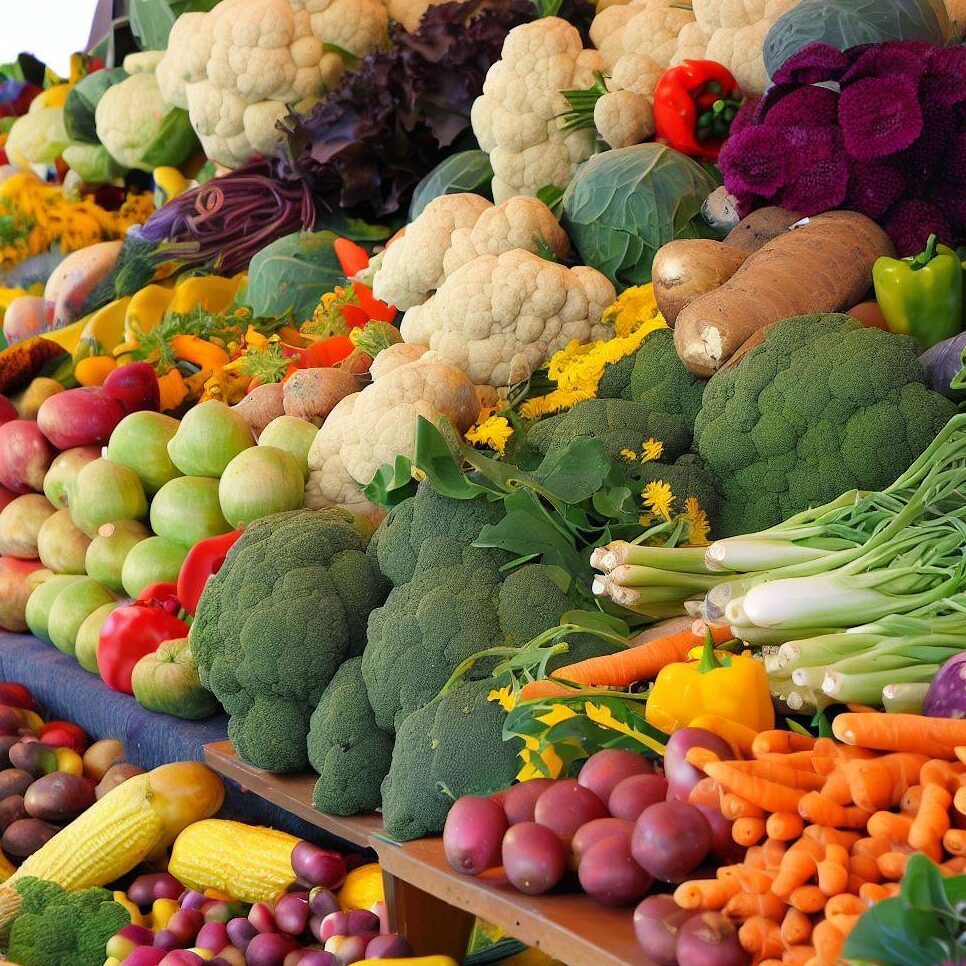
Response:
[[0, 632, 353, 847]]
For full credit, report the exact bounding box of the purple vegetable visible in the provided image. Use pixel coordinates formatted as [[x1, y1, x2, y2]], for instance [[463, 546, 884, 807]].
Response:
[[297, 953, 336, 966], [924, 652, 966, 717], [274, 893, 310, 936], [292, 842, 347, 890], [920, 333, 966, 400], [226, 917, 258, 952], [244, 932, 301, 966], [309, 887, 340, 920], [365, 934, 413, 959]]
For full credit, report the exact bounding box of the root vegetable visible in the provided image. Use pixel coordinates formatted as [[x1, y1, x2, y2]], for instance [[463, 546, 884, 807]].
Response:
[[232, 383, 285, 440], [674, 211, 895, 376], [283, 369, 360, 426], [723, 207, 802, 252], [652, 241, 750, 325]]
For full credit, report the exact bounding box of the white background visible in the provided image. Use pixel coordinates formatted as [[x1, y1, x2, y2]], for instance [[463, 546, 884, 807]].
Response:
[[2, 0, 100, 75]]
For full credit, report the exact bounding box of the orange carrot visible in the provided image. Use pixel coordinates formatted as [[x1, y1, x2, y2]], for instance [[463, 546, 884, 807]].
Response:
[[788, 885, 826, 914], [517, 679, 575, 703], [860, 881, 900, 902], [753, 731, 817, 757], [724, 891, 787, 920], [825, 893, 867, 918], [550, 623, 735, 686], [738, 916, 783, 958], [944, 829, 966, 856], [812, 919, 846, 963], [833, 713, 966, 759], [767, 812, 805, 842], [738, 867, 775, 895], [953, 785, 966, 818], [908, 783, 952, 852], [780, 944, 815, 965], [721, 793, 765, 820], [816, 844, 849, 896], [743, 847, 767, 871], [956, 746, 966, 765], [878, 851, 910, 880], [826, 913, 860, 936], [942, 856, 966, 875], [771, 849, 817, 899], [848, 853, 882, 885], [727, 759, 825, 791], [921, 758, 964, 789], [845, 754, 927, 811], [814, 737, 877, 761], [759, 750, 825, 772], [802, 826, 860, 850], [781, 907, 813, 945], [798, 792, 870, 829], [852, 835, 893, 858], [688, 777, 722, 809], [685, 747, 722, 772], [733, 816, 767, 847], [821, 770, 853, 805], [866, 811, 912, 842], [674, 878, 741, 910], [705, 761, 804, 812], [902, 784, 924, 815], [762, 838, 787, 870]]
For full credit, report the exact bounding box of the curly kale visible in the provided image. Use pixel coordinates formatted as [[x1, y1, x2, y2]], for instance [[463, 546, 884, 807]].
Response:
[[694, 314, 957, 536], [191, 508, 390, 772], [308, 657, 394, 816], [8, 878, 130, 966]]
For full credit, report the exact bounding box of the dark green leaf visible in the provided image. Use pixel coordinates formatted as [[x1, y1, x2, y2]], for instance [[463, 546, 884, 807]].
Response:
[[561, 609, 630, 640], [536, 184, 565, 216], [811, 710, 834, 739], [410, 151, 493, 220], [785, 718, 813, 737], [592, 485, 636, 519], [902, 855, 953, 919], [363, 455, 418, 509], [315, 212, 393, 242], [412, 417, 491, 500], [129, 0, 177, 50], [534, 437, 611, 504]]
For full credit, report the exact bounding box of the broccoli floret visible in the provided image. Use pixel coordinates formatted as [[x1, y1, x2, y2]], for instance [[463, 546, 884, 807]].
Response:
[[597, 349, 637, 399], [638, 453, 720, 524], [308, 657, 394, 816], [694, 314, 958, 536], [191, 509, 390, 772], [628, 329, 706, 430], [381, 678, 521, 841], [528, 398, 693, 464], [8, 878, 130, 966]]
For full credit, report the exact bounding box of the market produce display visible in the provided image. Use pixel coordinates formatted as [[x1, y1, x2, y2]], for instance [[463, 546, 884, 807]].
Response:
[[0, 0, 965, 963]]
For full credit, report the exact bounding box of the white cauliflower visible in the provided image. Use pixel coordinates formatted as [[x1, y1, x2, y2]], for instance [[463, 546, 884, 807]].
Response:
[[400, 249, 616, 387], [156, 0, 389, 168], [386, 0, 466, 31], [372, 193, 571, 310], [591, 0, 695, 70], [592, 52, 663, 148], [304, 344, 480, 519], [471, 17, 604, 204]]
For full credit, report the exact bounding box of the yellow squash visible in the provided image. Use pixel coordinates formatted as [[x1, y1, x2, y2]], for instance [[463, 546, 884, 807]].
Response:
[[124, 284, 175, 342], [74, 296, 132, 361], [167, 273, 246, 316]]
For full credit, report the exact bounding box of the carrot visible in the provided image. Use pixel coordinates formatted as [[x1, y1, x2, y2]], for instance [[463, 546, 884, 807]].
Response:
[[705, 761, 805, 812], [812, 919, 846, 963], [860, 881, 900, 902], [878, 851, 910, 880], [944, 829, 966, 856], [550, 623, 735, 686], [908, 783, 952, 852], [781, 907, 813, 945], [721, 793, 765, 820], [685, 747, 722, 772], [780, 945, 815, 965], [848, 853, 882, 885], [954, 785, 966, 818], [759, 750, 825, 772], [737, 867, 774, 895], [816, 845, 849, 896], [956, 746, 966, 765], [845, 754, 927, 811], [788, 885, 826, 914], [825, 893, 867, 918], [767, 812, 805, 842], [674, 878, 741, 910], [833, 712, 966, 759], [798, 792, 870, 829], [902, 784, 924, 815], [727, 759, 825, 791], [753, 731, 817, 757], [826, 913, 860, 936], [733, 816, 767, 847], [921, 758, 964, 790], [762, 838, 787, 870], [724, 891, 786, 920], [802, 826, 860, 850], [814, 737, 876, 761], [742, 847, 767, 871], [738, 916, 783, 958], [866, 811, 911, 842], [771, 849, 817, 899], [688, 777, 722, 809], [820, 770, 852, 806], [517, 679, 575, 703], [852, 835, 893, 858], [942, 856, 966, 875], [690, 714, 758, 758]]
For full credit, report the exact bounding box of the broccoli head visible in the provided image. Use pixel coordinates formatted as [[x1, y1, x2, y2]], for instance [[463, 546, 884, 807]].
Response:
[[308, 657, 394, 816], [638, 453, 720, 526], [191, 508, 390, 772], [694, 314, 958, 537], [9, 878, 130, 966], [381, 678, 520, 841]]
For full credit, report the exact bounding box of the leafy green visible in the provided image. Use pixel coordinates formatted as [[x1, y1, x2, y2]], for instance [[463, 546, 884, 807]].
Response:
[[561, 143, 723, 291], [63, 68, 128, 144], [843, 854, 966, 965], [129, 0, 222, 50], [409, 151, 494, 220]]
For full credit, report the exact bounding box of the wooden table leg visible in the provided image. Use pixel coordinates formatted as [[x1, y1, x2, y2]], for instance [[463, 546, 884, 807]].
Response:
[[383, 867, 476, 960]]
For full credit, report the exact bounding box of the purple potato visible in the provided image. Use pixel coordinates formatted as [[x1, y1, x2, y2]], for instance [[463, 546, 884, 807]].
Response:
[[226, 916, 258, 952], [365, 933, 413, 959], [571, 817, 634, 867], [632, 802, 712, 882], [633, 895, 698, 965], [533, 780, 607, 845], [676, 911, 750, 966], [291, 841, 347, 890], [578, 835, 652, 905], [578, 749, 655, 804], [244, 933, 302, 966], [309, 886, 341, 920], [443, 795, 509, 875], [248, 902, 277, 934], [127, 872, 184, 907], [274, 893, 310, 936], [608, 774, 669, 821], [501, 779, 554, 826], [502, 822, 568, 895], [664, 730, 733, 803], [196, 921, 230, 953]]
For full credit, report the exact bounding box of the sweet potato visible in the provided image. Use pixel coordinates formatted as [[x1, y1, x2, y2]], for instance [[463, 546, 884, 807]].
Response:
[[283, 369, 361, 426], [723, 207, 803, 252], [232, 382, 285, 439], [653, 241, 750, 325], [673, 212, 895, 376]]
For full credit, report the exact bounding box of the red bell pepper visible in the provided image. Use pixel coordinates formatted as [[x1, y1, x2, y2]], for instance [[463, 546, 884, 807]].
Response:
[[333, 236, 397, 323], [177, 529, 244, 616], [334, 238, 371, 279], [97, 599, 190, 694], [0, 682, 36, 711], [653, 60, 742, 161], [39, 720, 89, 754], [136, 582, 182, 616]]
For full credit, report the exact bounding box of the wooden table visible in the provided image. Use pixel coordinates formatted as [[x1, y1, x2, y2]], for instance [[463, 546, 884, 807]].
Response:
[[203, 742, 646, 965]]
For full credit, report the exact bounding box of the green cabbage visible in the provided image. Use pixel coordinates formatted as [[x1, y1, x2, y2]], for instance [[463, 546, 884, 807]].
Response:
[[561, 144, 722, 291], [409, 150, 493, 220], [64, 68, 128, 144], [62, 143, 125, 183], [764, 0, 950, 78]]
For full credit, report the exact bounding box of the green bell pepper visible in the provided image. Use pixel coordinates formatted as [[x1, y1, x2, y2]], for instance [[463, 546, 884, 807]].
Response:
[[873, 235, 963, 349]]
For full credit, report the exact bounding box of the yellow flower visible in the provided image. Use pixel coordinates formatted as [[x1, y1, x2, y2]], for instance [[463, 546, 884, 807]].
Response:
[[602, 283, 664, 338], [642, 480, 675, 522], [536, 703, 577, 728], [584, 702, 666, 756], [465, 415, 513, 454], [620, 449, 638, 462], [641, 438, 664, 463], [488, 686, 517, 713], [684, 496, 711, 547]]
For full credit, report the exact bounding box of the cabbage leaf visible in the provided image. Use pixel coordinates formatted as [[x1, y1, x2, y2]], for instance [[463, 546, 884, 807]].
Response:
[[409, 151, 493, 219]]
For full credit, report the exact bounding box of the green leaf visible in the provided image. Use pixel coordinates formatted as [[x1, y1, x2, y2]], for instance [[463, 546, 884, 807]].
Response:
[[534, 437, 611, 505], [560, 609, 630, 641], [592, 485, 636, 520], [902, 855, 954, 918], [315, 212, 393, 242], [534, 0, 565, 17], [536, 185, 565, 216], [412, 417, 491, 500], [785, 718, 813, 737], [363, 455, 418, 509], [410, 151, 494, 220], [812, 710, 834, 739], [129, 0, 177, 50]]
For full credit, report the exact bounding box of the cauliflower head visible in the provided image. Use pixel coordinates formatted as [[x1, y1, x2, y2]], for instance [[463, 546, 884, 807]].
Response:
[[694, 314, 958, 537], [6, 107, 70, 166], [400, 249, 616, 386], [373, 192, 571, 310], [190, 508, 389, 772], [591, 0, 695, 69], [471, 17, 604, 204], [387, 0, 466, 32], [156, 0, 390, 167]]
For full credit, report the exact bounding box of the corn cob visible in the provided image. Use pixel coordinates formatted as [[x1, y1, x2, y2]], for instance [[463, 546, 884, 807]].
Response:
[[169, 819, 299, 903]]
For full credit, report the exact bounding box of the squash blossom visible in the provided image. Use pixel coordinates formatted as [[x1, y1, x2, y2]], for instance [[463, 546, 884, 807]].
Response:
[[645, 632, 775, 735]]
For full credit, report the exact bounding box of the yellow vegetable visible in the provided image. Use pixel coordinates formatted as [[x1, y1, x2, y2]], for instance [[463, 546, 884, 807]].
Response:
[[124, 284, 175, 342], [113, 890, 143, 926], [167, 275, 243, 316], [54, 748, 84, 775], [76, 297, 132, 361], [338, 863, 384, 911], [35, 84, 71, 109], [150, 897, 180, 930], [0, 761, 223, 930], [170, 334, 229, 371], [75, 355, 116, 387], [153, 167, 190, 205], [168, 819, 300, 903], [41, 317, 88, 353], [0, 851, 14, 882], [157, 367, 189, 412]]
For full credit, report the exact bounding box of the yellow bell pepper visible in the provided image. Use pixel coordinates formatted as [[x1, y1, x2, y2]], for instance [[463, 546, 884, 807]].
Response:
[[124, 284, 175, 342], [167, 274, 243, 317], [645, 632, 774, 736], [75, 297, 132, 362]]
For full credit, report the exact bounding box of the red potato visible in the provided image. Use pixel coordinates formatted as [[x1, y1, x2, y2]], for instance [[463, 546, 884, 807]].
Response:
[[102, 362, 161, 415], [696, 803, 745, 865], [676, 911, 749, 966], [0, 769, 33, 799], [578, 749, 655, 803], [443, 795, 509, 875], [502, 822, 568, 895], [609, 773, 669, 821], [571, 817, 634, 866], [0, 420, 56, 494], [1, 816, 58, 858], [23, 771, 95, 823], [664, 729, 733, 803], [578, 835, 653, 905], [533, 780, 608, 844], [634, 895, 698, 965], [37, 387, 127, 449], [632, 802, 712, 882], [44, 240, 122, 329], [0, 735, 19, 769], [2, 296, 51, 345], [0, 557, 48, 632], [0, 794, 27, 833], [501, 778, 555, 825], [0, 397, 15, 425]]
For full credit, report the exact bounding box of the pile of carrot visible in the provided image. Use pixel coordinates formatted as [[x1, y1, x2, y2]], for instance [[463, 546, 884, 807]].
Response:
[[676, 713, 966, 966]]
